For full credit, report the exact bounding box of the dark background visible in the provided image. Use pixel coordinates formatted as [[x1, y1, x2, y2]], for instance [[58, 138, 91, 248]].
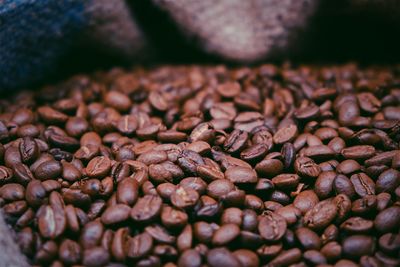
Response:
[[31, 0, 400, 88]]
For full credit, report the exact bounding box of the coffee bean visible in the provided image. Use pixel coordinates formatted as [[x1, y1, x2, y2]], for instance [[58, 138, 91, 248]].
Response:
[[295, 227, 321, 250], [2, 65, 400, 267], [374, 206, 400, 233], [59, 239, 81, 265], [101, 204, 131, 225], [341, 145, 376, 160], [86, 156, 111, 178], [232, 249, 259, 267], [131, 195, 162, 223], [340, 216, 374, 233], [293, 190, 319, 214], [376, 168, 400, 193], [104, 91, 132, 112], [350, 173, 376, 197], [342, 235, 375, 259], [294, 156, 321, 178], [83, 246, 110, 267], [258, 211, 287, 241], [178, 249, 202, 267], [255, 159, 284, 177], [206, 247, 241, 267], [116, 177, 139, 205], [267, 248, 302, 267], [273, 124, 298, 144], [126, 232, 153, 259], [37, 192, 66, 239], [225, 166, 257, 184], [171, 186, 199, 209], [272, 174, 300, 189], [303, 199, 338, 230]]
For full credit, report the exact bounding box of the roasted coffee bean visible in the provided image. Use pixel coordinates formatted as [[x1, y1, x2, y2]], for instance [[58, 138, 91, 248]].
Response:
[[58, 239, 81, 265], [255, 158, 284, 177], [37, 192, 66, 239], [19, 137, 39, 164], [350, 173, 376, 197], [273, 124, 298, 145], [83, 246, 110, 267], [2, 65, 400, 266], [374, 206, 400, 233], [340, 216, 374, 233], [303, 199, 338, 230], [178, 249, 202, 267], [342, 235, 375, 259], [101, 204, 131, 225], [126, 232, 153, 259], [131, 195, 162, 223], [86, 156, 111, 178], [295, 227, 321, 250], [225, 166, 257, 184], [116, 177, 139, 205], [258, 211, 287, 241], [206, 247, 241, 267], [294, 156, 321, 178], [272, 174, 300, 189], [293, 190, 319, 214], [341, 145, 376, 160], [376, 168, 400, 193], [34, 160, 62, 180]]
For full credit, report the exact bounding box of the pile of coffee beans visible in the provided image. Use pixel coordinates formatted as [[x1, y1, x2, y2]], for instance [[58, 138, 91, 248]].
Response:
[[1, 64, 400, 267]]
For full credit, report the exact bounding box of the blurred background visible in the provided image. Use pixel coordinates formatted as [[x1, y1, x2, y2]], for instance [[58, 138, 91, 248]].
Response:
[[1, 0, 400, 91]]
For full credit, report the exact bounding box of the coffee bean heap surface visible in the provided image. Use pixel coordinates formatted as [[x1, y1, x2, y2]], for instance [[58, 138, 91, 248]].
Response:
[[0, 64, 400, 267]]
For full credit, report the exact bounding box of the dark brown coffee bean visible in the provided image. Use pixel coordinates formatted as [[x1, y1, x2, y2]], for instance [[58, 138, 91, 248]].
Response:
[[206, 247, 241, 267], [295, 227, 321, 250], [272, 174, 300, 189], [161, 205, 188, 229], [334, 174, 356, 199], [223, 129, 248, 153], [105, 91, 132, 112], [376, 168, 400, 193], [178, 249, 202, 267], [293, 190, 319, 214], [83, 246, 110, 267], [101, 204, 131, 225], [255, 159, 284, 177], [294, 156, 321, 178], [0, 183, 25, 201], [273, 124, 298, 144], [342, 235, 375, 259], [86, 156, 111, 178], [267, 248, 302, 267], [126, 232, 153, 259], [321, 241, 342, 262], [303, 199, 337, 230], [337, 159, 361, 175], [341, 145, 376, 159], [38, 106, 68, 124], [116, 177, 139, 205], [350, 173, 376, 197], [232, 249, 259, 267], [211, 223, 240, 246], [0, 166, 13, 183], [58, 239, 81, 265], [34, 160, 62, 180], [374, 206, 400, 233], [303, 250, 327, 265], [340, 216, 374, 233], [37, 192, 66, 239], [19, 137, 39, 164], [171, 186, 199, 209], [258, 211, 287, 241], [379, 233, 400, 255], [131, 195, 162, 223], [225, 166, 257, 184]]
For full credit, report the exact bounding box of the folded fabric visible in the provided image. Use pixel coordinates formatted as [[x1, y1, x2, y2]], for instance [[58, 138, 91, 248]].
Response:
[[0, 0, 399, 90]]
